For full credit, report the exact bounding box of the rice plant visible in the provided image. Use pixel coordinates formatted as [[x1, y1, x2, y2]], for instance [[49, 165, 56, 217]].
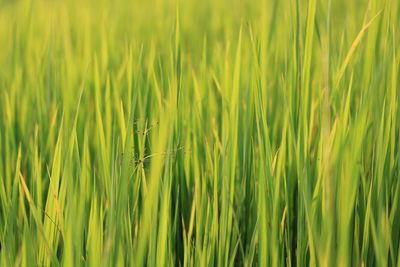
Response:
[[0, 0, 399, 266]]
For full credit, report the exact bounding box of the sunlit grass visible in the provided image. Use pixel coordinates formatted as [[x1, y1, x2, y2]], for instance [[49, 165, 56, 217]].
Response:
[[0, 0, 399, 266]]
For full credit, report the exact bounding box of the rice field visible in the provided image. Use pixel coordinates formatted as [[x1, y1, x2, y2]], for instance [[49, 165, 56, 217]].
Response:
[[0, 0, 399, 266]]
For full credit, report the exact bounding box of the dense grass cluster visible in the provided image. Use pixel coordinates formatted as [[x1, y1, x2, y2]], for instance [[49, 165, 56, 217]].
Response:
[[0, 0, 399, 266]]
